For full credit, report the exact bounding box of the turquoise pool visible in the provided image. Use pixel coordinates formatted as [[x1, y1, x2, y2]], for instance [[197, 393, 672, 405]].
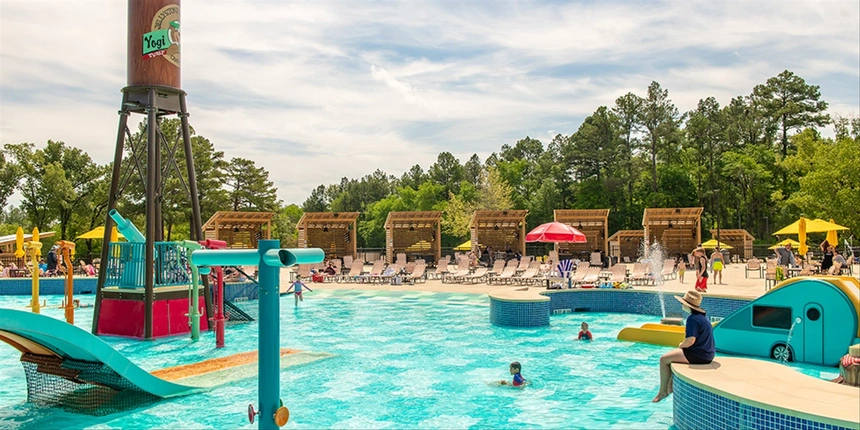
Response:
[[0, 290, 840, 429]]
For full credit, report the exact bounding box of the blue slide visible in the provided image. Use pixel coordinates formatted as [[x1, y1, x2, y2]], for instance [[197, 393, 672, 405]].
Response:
[[0, 308, 202, 399]]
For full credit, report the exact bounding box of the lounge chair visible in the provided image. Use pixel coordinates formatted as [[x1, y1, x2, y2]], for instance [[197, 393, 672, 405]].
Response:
[[745, 258, 762, 278], [590, 252, 603, 267], [404, 263, 427, 284], [573, 266, 601, 288], [442, 258, 471, 283], [463, 268, 489, 284], [358, 260, 385, 284], [488, 260, 519, 284], [607, 264, 628, 284], [516, 256, 532, 272], [514, 262, 543, 286], [338, 261, 364, 283], [430, 259, 449, 280], [488, 260, 506, 275], [628, 263, 651, 286], [660, 260, 676, 281]]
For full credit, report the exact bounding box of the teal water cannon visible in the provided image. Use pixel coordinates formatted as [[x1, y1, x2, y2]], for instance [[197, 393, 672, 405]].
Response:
[[174, 240, 209, 342], [190, 242, 324, 429], [108, 209, 146, 243]]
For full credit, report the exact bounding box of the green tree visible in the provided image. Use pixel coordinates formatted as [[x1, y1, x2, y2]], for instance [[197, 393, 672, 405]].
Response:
[[463, 154, 482, 187], [638, 81, 682, 192], [399, 164, 426, 190], [612, 92, 644, 227], [224, 157, 279, 211], [272, 203, 303, 247], [302, 185, 329, 212], [752, 70, 830, 157], [428, 152, 464, 198], [0, 148, 18, 208]]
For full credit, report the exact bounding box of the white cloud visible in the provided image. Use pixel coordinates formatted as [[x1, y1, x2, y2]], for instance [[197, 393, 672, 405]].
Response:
[[1, 0, 857, 207]]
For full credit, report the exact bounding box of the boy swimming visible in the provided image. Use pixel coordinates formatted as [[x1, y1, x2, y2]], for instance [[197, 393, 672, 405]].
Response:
[[499, 361, 526, 387]]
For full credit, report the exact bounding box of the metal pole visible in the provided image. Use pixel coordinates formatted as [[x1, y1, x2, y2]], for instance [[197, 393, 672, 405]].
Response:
[[180, 93, 214, 325], [257, 239, 280, 430], [716, 189, 721, 247], [93, 91, 130, 334], [145, 88, 158, 339]]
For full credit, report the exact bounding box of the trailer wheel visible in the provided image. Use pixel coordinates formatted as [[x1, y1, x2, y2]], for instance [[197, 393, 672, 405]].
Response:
[[771, 344, 792, 362]]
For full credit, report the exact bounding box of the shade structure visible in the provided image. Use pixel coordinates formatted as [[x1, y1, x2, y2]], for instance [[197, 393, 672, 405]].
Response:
[[772, 218, 849, 235], [798, 218, 808, 255], [76, 226, 125, 240], [769, 239, 801, 250], [700, 239, 733, 249], [826, 218, 839, 246], [525, 222, 587, 243]]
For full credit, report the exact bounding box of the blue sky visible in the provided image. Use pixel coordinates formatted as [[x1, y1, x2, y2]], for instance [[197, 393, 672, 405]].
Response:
[[1, 0, 858, 206]]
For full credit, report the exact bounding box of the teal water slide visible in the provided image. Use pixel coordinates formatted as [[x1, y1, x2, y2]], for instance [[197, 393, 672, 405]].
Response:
[[0, 308, 202, 409]]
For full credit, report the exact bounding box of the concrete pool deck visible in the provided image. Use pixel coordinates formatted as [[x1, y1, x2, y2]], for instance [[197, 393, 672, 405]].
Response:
[[290, 261, 856, 300]]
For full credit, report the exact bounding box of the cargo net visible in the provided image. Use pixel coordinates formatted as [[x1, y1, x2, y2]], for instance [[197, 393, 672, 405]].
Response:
[[20, 353, 160, 416], [224, 300, 256, 323]]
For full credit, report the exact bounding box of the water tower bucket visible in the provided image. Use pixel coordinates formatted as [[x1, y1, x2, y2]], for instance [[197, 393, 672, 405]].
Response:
[[128, 0, 181, 88]]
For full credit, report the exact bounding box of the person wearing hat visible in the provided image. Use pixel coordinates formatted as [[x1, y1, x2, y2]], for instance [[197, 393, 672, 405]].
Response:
[[653, 290, 716, 403]]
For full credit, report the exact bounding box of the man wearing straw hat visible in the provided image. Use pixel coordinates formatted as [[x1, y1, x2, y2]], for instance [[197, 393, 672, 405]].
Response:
[[653, 290, 716, 403]]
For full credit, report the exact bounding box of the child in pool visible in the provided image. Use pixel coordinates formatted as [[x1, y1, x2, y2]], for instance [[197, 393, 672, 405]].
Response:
[[577, 322, 593, 340], [285, 276, 313, 306], [499, 361, 526, 387]]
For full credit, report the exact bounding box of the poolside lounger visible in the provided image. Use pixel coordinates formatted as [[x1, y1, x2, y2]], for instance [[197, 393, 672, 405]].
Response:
[[628, 263, 651, 286], [488, 260, 506, 276], [513, 262, 542, 286], [338, 261, 364, 283], [463, 268, 489, 284], [404, 263, 427, 284], [357, 260, 385, 284], [429, 259, 449, 280], [660, 260, 676, 281], [442, 258, 470, 283], [607, 264, 628, 284], [573, 266, 601, 287], [516, 256, 532, 272], [488, 260, 519, 284], [745, 258, 762, 278]]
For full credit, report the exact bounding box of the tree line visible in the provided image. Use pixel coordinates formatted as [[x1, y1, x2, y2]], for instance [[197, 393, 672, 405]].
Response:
[[2, 70, 858, 254]]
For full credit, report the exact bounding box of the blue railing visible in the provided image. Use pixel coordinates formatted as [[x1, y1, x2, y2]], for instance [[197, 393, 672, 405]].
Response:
[[103, 242, 193, 288]]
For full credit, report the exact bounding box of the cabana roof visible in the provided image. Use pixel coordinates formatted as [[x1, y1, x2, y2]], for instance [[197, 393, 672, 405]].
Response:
[[608, 230, 644, 241], [384, 211, 442, 229], [469, 210, 528, 228], [554, 209, 609, 225], [297, 212, 360, 228], [709, 229, 755, 241], [642, 207, 703, 226], [203, 211, 274, 231]]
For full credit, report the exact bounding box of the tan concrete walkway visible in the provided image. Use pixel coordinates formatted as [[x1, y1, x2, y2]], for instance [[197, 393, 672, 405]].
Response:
[[280, 261, 859, 300]]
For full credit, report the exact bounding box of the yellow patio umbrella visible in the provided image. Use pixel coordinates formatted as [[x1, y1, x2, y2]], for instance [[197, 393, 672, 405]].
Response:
[[769, 238, 801, 250], [772, 218, 849, 235], [798, 217, 808, 256], [700, 239, 733, 249], [826, 218, 839, 246], [453, 240, 482, 251], [76, 226, 125, 241]]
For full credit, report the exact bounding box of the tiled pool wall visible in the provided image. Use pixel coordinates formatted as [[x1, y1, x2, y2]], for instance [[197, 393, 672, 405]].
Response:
[[489, 299, 550, 327], [489, 290, 749, 327], [0, 277, 98, 295], [673, 374, 855, 430]]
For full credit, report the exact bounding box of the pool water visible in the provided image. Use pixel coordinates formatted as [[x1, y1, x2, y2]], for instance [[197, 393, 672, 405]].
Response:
[[0, 290, 840, 429]]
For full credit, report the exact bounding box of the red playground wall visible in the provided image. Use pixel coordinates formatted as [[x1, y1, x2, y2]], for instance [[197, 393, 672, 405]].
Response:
[[97, 297, 209, 338]]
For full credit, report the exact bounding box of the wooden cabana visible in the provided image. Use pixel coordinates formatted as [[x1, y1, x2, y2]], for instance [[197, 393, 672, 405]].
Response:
[[643, 207, 703, 258], [554, 209, 610, 255], [469, 210, 528, 256], [297, 212, 359, 259], [608, 230, 644, 262], [709, 229, 755, 261], [202, 211, 274, 249], [384, 211, 442, 264]]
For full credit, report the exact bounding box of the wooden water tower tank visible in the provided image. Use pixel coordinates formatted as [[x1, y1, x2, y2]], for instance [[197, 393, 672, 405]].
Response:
[[128, 0, 181, 88]]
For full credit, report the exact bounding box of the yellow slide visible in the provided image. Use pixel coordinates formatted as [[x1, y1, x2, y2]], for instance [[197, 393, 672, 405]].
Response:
[[617, 323, 686, 347]]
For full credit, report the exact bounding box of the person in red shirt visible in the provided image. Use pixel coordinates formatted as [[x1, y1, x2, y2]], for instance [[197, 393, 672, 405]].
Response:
[[577, 322, 593, 340]]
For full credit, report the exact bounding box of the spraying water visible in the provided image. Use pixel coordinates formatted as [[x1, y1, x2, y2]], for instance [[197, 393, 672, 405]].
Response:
[[640, 241, 667, 317], [781, 317, 803, 363]]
